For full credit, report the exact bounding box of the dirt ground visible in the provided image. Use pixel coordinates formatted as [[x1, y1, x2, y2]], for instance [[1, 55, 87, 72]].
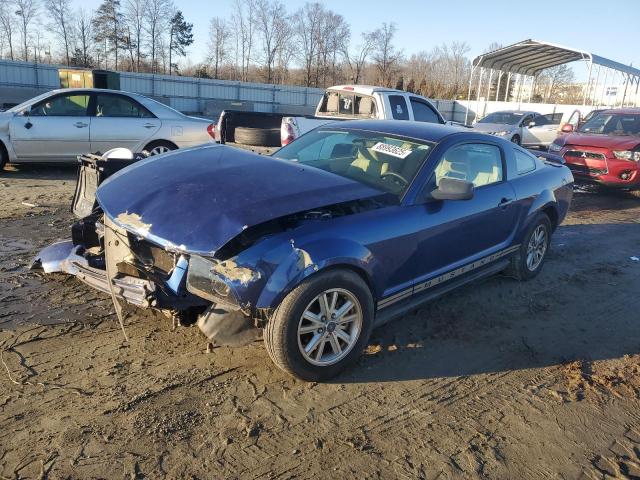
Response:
[[1, 161, 639, 480]]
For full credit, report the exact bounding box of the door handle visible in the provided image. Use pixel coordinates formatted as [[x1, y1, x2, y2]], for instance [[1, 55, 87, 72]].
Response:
[[74, 122, 88, 128], [143, 123, 157, 129], [499, 197, 514, 208]]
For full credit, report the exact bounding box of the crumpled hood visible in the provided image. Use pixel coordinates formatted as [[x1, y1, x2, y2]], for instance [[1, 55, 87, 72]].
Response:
[[561, 133, 640, 150], [472, 123, 516, 133], [96, 145, 383, 255]]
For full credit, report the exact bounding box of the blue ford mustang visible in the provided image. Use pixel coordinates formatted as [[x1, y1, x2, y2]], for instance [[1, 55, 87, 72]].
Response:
[[35, 120, 573, 381]]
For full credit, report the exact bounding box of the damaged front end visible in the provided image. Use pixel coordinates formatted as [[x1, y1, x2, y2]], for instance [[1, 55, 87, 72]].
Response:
[[33, 145, 385, 346]]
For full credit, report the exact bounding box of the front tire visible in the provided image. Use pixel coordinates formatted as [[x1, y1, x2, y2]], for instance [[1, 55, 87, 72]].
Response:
[[264, 270, 374, 381], [506, 213, 551, 281]]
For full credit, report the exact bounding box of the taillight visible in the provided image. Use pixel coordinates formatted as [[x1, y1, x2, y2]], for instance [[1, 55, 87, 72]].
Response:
[[281, 121, 295, 146], [207, 123, 216, 140]]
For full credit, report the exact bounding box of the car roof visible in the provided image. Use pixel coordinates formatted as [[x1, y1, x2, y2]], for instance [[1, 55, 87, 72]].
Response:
[[598, 108, 640, 114], [47, 87, 143, 97], [319, 119, 469, 143], [486, 110, 538, 115], [327, 85, 406, 96]]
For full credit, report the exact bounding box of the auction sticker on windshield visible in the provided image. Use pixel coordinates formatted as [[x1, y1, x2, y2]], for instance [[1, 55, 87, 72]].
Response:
[[372, 142, 412, 159]]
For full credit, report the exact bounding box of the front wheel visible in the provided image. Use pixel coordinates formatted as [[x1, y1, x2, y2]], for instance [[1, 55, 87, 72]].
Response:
[[264, 270, 374, 381], [505, 213, 551, 281]]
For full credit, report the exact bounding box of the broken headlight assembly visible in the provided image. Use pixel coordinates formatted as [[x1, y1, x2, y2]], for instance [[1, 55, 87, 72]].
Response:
[[186, 255, 235, 307]]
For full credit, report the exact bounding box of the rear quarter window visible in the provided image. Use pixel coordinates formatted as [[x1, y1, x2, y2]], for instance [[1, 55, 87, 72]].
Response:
[[514, 149, 537, 175]]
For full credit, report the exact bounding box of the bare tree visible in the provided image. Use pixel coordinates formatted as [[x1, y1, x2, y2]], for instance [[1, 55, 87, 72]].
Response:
[[207, 17, 228, 79], [13, 0, 39, 61], [537, 65, 575, 103], [231, 0, 256, 82], [144, 0, 172, 73], [255, 0, 290, 83], [0, 2, 16, 60], [45, 0, 73, 65], [371, 22, 402, 87], [344, 31, 375, 84], [294, 2, 323, 87], [124, 0, 147, 71], [73, 8, 92, 67]]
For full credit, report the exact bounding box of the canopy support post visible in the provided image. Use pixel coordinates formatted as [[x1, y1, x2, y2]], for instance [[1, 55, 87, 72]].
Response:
[[583, 58, 593, 105], [485, 69, 494, 101], [464, 63, 477, 125], [504, 72, 512, 101], [495, 71, 503, 101]]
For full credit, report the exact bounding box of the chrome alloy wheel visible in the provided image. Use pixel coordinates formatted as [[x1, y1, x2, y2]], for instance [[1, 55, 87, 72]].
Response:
[[297, 288, 363, 366], [150, 145, 171, 155], [526, 225, 547, 271]]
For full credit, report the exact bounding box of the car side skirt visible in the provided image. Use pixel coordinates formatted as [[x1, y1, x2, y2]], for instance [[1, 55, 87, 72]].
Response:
[[374, 244, 520, 327]]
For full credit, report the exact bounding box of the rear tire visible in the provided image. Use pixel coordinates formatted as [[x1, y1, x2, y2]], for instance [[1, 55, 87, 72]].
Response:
[[234, 127, 280, 147], [144, 140, 177, 156], [505, 213, 551, 281], [264, 270, 374, 382]]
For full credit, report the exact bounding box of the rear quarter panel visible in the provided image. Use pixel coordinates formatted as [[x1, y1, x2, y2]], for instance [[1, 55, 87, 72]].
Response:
[[508, 160, 573, 243]]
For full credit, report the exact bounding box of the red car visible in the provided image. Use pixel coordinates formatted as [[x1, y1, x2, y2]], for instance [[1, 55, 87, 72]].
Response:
[[549, 109, 640, 189]]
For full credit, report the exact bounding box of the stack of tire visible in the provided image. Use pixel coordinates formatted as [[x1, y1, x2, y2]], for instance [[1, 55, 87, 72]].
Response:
[[234, 126, 281, 148]]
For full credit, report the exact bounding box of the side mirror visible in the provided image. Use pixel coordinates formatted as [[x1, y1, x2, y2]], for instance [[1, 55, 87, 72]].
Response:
[[19, 106, 31, 117], [561, 123, 574, 133], [431, 177, 474, 201], [528, 121, 536, 128]]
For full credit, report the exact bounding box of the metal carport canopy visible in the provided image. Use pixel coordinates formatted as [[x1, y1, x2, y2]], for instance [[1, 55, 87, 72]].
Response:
[[472, 39, 640, 79]]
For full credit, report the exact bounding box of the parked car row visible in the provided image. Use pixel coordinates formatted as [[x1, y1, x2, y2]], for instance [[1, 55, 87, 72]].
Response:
[[4, 85, 637, 381]]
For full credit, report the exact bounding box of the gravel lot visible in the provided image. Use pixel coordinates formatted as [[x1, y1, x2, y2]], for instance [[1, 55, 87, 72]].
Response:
[[1, 161, 639, 479]]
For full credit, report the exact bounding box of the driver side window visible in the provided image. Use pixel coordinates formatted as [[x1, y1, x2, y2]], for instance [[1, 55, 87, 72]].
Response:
[[433, 143, 503, 188], [30, 94, 89, 117]]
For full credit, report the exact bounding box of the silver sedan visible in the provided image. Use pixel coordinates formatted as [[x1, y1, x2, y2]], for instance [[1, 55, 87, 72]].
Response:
[[0, 88, 215, 168]]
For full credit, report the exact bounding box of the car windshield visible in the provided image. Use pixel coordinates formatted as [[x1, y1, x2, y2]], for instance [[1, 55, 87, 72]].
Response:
[[479, 112, 525, 125], [274, 128, 434, 196], [578, 113, 640, 136]]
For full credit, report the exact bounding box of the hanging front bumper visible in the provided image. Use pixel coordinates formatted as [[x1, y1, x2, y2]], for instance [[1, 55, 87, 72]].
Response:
[[31, 240, 156, 308]]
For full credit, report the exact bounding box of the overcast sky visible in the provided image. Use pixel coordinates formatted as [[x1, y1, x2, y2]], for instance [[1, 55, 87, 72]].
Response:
[[75, 0, 640, 74]]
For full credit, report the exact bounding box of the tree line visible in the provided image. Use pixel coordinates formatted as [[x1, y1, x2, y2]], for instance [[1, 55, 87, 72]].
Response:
[[0, 0, 578, 102], [0, 0, 193, 74]]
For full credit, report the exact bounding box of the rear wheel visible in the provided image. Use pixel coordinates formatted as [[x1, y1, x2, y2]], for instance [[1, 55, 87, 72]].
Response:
[[144, 140, 177, 156], [505, 213, 551, 281], [264, 270, 374, 381]]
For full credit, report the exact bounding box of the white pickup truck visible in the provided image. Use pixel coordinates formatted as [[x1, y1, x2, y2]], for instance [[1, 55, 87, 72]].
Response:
[[280, 85, 448, 145], [213, 85, 450, 148]]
